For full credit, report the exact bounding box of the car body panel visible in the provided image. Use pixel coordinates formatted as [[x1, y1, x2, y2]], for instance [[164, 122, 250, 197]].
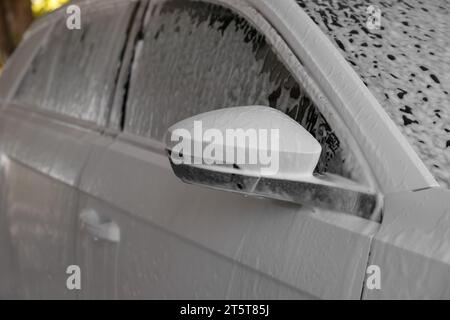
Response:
[[0, 159, 77, 299], [77, 191, 317, 299], [0, 107, 100, 299], [365, 187, 450, 299]]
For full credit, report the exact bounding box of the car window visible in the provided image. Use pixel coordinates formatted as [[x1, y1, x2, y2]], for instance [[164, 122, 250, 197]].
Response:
[[12, 2, 135, 126], [124, 0, 367, 182], [0, 25, 50, 102]]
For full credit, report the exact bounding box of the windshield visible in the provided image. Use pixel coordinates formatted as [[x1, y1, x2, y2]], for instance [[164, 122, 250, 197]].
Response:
[[296, 0, 450, 188]]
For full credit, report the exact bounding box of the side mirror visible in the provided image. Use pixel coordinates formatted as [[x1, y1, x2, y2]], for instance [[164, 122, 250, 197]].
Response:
[[165, 106, 381, 221]]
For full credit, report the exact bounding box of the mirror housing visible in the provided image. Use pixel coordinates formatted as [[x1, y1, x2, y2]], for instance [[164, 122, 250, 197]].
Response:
[[166, 106, 322, 179], [166, 106, 381, 221]]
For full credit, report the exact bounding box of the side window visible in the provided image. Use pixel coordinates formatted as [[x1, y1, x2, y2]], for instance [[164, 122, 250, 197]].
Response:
[[0, 25, 49, 102], [13, 3, 135, 125], [125, 0, 364, 182]]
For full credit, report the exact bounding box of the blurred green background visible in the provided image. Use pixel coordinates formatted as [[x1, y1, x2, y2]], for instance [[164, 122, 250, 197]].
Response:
[[0, 0, 69, 72]]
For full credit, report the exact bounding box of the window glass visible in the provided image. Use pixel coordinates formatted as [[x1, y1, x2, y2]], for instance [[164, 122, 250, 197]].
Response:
[[0, 26, 49, 101], [125, 0, 363, 180], [13, 3, 135, 125]]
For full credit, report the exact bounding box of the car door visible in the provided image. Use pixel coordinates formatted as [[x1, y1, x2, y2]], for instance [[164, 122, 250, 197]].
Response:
[[0, 21, 53, 299], [77, 0, 381, 299], [0, 1, 136, 299]]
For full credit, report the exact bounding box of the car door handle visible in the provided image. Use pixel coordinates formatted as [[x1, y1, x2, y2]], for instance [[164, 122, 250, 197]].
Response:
[[79, 209, 121, 243]]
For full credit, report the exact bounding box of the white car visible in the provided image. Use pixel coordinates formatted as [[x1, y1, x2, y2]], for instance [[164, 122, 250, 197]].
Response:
[[0, 0, 449, 299]]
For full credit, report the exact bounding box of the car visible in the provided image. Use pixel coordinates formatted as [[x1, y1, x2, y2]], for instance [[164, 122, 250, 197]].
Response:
[[0, 0, 449, 299]]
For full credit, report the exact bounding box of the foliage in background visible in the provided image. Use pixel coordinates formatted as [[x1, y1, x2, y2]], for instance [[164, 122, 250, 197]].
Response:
[[1, 0, 70, 73], [31, 0, 70, 17]]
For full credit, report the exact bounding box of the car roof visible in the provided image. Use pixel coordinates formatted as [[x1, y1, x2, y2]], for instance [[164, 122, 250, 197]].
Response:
[[295, 0, 450, 188]]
